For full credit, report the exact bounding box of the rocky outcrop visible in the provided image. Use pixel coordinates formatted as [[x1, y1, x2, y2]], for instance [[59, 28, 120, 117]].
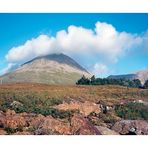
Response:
[[54, 101, 101, 116], [13, 131, 32, 135], [0, 129, 7, 135], [95, 126, 119, 135], [36, 116, 71, 135], [4, 110, 27, 130], [25, 114, 71, 135], [70, 114, 101, 135], [0, 109, 148, 135], [112, 120, 148, 135], [0, 110, 27, 131]]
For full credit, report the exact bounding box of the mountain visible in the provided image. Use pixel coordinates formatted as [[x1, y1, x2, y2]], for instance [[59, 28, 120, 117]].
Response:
[[108, 69, 148, 84], [0, 53, 91, 84]]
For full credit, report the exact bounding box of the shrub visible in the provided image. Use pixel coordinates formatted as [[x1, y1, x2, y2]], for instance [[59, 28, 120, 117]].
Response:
[[115, 102, 148, 120], [144, 80, 148, 88], [76, 76, 142, 88], [33, 107, 74, 119]]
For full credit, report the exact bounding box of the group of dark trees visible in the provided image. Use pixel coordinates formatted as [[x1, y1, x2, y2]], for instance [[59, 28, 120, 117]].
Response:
[[76, 75, 148, 88]]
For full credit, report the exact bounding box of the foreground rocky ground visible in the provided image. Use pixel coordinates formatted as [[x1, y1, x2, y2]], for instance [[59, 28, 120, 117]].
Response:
[[0, 83, 148, 135], [0, 100, 148, 135]]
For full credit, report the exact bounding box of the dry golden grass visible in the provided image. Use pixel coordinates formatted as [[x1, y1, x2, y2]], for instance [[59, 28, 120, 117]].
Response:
[[0, 83, 147, 106]]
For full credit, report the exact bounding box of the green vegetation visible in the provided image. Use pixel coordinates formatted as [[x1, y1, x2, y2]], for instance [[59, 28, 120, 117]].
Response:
[[77, 75, 143, 88], [115, 102, 148, 120], [144, 80, 148, 88], [33, 107, 75, 119], [0, 90, 77, 119]]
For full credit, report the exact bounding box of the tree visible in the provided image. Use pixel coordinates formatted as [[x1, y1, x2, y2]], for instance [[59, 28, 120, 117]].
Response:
[[76, 75, 90, 85], [144, 80, 148, 88], [90, 75, 96, 85], [132, 79, 142, 88]]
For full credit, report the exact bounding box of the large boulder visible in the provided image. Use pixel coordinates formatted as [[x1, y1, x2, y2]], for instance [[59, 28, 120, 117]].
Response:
[[112, 120, 148, 135], [0, 111, 5, 128], [0, 110, 27, 131], [95, 126, 119, 135], [70, 114, 101, 135], [0, 129, 7, 135], [54, 100, 101, 116], [29, 115, 71, 135], [13, 131, 32, 135], [38, 116, 71, 135]]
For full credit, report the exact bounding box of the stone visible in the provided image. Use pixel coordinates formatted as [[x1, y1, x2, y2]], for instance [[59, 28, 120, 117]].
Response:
[[0, 129, 7, 135], [112, 120, 148, 135], [29, 114, 71, 135], [4, 115, 27, 130], [40, 116, 71, 135], [4, 110, 27, 130], [10, 101, 23, 109], [95, 126, 119, 135], [54, 100, 101, 116], [5, 109, 16, 116], [13, 131, 32, 135], [70, 114, 101, 135]]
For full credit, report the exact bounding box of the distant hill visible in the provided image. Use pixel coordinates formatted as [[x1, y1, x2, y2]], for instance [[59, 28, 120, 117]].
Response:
[[108, 69, 148, 84], [0, 53, 91, 84]]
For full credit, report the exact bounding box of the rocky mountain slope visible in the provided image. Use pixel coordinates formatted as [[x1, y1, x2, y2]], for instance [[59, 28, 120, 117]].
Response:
[[0, 53, 91, 84], [108, 69, 148, 84]]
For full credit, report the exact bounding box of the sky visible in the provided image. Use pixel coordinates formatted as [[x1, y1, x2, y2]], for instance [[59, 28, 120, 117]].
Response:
[[0, 13, 148, 77]]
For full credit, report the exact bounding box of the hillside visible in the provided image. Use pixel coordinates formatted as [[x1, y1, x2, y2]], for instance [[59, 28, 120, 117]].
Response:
[[108, 69, 148, 84], [0, 53, 91, 84]]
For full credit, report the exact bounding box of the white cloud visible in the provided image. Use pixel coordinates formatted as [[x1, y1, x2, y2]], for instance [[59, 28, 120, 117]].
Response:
[[6, 21, 142, 64], [143, 30, 148, 53], [3, 21, 145, 75], [0, 63, 19, 75], [6, 35, 56, 64], [91, 63, 108, 77]]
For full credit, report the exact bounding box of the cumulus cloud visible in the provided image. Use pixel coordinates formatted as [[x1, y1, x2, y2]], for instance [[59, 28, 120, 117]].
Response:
[[6, 21, 142, 64], [6, 35, 56, 64], [91, 63, 108, 77], [0, 63, 19, 75], [143, 30, 148, 53], [3, 21, 145, 75]]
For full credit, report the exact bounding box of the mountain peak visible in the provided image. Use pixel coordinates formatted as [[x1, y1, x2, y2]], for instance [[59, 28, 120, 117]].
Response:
[[1, 53, 91, 85], [23, 53, 88, 73]]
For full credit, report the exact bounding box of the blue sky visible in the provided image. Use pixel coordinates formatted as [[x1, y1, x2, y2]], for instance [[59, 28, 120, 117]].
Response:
[[0, 13, 148, 77]]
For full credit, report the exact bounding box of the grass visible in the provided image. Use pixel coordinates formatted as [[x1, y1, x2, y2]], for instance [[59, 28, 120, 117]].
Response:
[[0, 83, 147, 118], [115, 102, 148, 120], [0, 84, 148, 106]]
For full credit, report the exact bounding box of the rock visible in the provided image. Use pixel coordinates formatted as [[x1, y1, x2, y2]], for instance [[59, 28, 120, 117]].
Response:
[[29, 114, 71, 135], [112, 120, 148, 135], [87, 114, 107, 127], [34, 128, 56, 135], [0, 111, 5, 128], [54, 101, 101, 116], [70, 114, 101, 135], [5, 109, 16, 116], [0, 129, 7, 135], [13, 131, 32, 135], [4, 110, 27, 130], [95, 126, 119, 135], [29, 114, 45, 129], [40, 116, 71, 135], [10, 101, 23, 109], [5, 115, 27, 130]]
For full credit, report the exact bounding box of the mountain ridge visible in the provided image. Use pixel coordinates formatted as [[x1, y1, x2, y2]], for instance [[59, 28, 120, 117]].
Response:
[[108, 69, 148, 84], [0, 53, 91, 85]]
